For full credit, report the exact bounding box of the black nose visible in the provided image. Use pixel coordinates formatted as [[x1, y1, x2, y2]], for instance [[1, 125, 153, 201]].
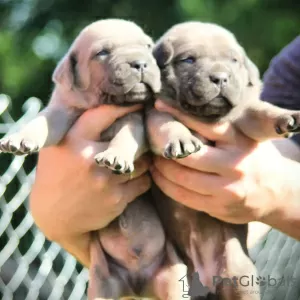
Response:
[[130, 60, 147, 71], [209, 72, 229, 86], [132, 246, 143, 257]]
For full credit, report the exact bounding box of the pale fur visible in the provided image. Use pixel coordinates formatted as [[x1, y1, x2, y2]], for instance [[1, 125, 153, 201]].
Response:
[[147, 21, 300, 300]]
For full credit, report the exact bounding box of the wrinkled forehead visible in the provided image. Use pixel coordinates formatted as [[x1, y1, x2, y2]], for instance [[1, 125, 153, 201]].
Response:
[[74, 20, 153, 51], [167, 24, 243, 58]]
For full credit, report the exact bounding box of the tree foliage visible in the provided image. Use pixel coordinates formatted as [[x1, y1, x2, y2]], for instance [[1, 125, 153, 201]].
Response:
[[0, 0, 299, 116]]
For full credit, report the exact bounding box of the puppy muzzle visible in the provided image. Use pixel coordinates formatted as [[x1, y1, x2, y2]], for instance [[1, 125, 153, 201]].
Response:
[[101, 48, 161, 105], [179, 73, 236, 122]]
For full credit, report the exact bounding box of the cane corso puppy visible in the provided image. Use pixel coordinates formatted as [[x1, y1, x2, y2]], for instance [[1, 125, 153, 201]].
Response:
[[0, 19, 186, 300], [147, 21, 300, 300]]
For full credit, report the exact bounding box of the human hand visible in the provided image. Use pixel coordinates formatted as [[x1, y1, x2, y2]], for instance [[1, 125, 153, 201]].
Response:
[[30, 104, 151, 267], [150, 100, 298, 227]]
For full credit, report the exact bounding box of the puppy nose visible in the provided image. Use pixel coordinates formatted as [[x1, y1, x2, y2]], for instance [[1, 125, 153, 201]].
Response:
[[130, 60, 147, 71], [132, 246, 143, 257], [209, 72, 229, 86]]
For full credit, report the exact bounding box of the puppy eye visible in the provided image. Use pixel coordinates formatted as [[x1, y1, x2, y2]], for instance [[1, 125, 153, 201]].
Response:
[[96, 49, 110, 59], [180, 56, 196, 64], [232, 58, 238, 63]]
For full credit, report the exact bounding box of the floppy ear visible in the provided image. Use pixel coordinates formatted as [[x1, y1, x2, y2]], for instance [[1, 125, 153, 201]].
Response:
[[52, 51, 90, 91], [52, 52, 77, 90], [244, 55, 260, 87], [153, 39, 174, 69]]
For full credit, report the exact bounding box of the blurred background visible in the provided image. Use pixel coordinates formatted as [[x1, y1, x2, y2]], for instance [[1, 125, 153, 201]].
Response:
[[1, 0, 300, 114], [0, 0, 299, 299]]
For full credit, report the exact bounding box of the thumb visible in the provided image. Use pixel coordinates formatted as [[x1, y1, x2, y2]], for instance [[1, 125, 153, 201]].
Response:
[[120, 174, 151, 204], [69, 104, 143, 140]]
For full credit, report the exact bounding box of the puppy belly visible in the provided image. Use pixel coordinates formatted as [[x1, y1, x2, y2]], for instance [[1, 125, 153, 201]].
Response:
[[99, 206, 165, 272], [97, 193, 166, 297]]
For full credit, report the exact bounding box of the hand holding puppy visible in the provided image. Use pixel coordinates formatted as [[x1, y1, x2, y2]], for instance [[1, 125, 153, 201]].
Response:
[[30, 104, 151, 267], [151, 100, 300, 238]]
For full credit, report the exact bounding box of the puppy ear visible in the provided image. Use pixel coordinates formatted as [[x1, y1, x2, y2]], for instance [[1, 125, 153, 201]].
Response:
[[52, 52, 90, 90], [153, 39, 174, 68], [52, 52, 79, 90], [244, 55, 260, 87]]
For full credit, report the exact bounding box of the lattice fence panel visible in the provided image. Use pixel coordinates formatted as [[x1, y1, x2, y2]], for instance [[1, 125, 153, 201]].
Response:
[[0, 94, 89, 300]]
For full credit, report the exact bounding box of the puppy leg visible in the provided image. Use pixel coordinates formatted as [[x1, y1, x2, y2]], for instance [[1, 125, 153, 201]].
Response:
[[88, 232, 124, 300], [0, 104, 80, 155], [95, 111, 147, 174], [146, 108, 203, 159], [218, 226, 260, 300], [235, 101, 300, 142], [152, 242, 189, 300]]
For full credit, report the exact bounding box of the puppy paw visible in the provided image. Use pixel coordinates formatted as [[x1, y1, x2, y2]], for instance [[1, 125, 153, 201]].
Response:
[[95, 150, 134, 174], [0, 134, 39, 155], [163, 136, 202, 159], [275, 113, 300, 135]]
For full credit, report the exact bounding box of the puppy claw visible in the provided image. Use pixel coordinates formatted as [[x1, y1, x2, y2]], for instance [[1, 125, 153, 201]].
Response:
[[275, 113, 300, 135], [163, 136, 202, 159], [103, 154, 116, 167], [115, 163, 122, 170], [125, 167, 133, 174], [112, 170, 123, 175], [275, 126, 283, 135], [193, 140, 202, 152], [0, 134, 39, 155], [95, 150, 134, 174], [287, 118, 296, 130], [163, 149, 172, 159]]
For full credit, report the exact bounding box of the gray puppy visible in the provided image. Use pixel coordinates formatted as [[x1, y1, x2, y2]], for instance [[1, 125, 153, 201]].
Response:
[[0, 19, 186, 300], [147, 21, 300, 300]]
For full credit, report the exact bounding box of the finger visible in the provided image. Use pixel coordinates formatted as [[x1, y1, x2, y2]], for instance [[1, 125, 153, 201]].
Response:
[[69, 140, 109, 159], [154, 146, 244, 177], [111, 154, 151, 183], [121, 173, 151, 204], [155, 99, 238, 143], [73, 144, 151, 183], [133, 154, 152, 179], [69, 104, 143, 140], [151, 166, 212, 212], [37, 141, 109, 180], [152, 158, 224, 195], [57, 234, 91, 268], [64, 139, 113, 179]]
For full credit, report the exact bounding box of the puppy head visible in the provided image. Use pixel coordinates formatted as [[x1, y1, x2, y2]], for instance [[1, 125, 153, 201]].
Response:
[[53, 19, 161, 106], [153, 22, 260, 122]]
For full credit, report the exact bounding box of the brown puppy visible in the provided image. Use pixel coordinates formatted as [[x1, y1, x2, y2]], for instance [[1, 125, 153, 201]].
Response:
[[147, 21, 300, 300], [0, 19, 186, 299]]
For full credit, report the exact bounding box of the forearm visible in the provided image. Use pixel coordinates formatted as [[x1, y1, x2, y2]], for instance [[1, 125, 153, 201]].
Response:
[[261, 155, 300, 240]]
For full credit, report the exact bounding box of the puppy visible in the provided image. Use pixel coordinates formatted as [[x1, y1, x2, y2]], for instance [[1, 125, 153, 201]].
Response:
[[147, 21, 300, 300], [0, 19, 186, 299]]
